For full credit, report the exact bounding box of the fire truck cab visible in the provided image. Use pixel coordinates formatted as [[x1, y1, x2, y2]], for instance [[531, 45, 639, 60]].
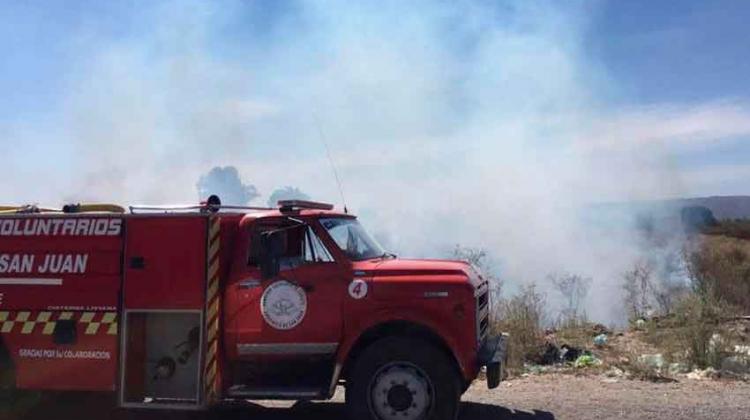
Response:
[[0, 198, 506, 420]]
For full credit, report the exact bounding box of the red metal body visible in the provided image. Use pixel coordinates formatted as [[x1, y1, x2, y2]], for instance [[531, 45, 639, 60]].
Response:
[[0, 207, 488, 405]]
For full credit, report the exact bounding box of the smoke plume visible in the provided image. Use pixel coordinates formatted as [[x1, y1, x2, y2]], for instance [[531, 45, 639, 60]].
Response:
[[4, 1, 750, 323], [267, 186, 310, 208], [196, 166, 259, 205]]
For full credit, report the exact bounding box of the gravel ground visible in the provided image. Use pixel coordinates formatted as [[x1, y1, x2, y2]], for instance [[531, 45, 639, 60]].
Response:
[[10, 375, 750, 420], [469, 374, 750, 420]]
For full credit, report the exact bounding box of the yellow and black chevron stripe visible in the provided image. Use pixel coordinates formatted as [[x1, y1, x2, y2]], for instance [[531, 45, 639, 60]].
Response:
[[204, 216, 221, 403], [0, 311, 117, 335]]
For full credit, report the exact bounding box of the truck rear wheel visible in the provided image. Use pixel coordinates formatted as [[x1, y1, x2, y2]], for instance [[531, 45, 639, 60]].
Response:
[[346, 337, 461, 420]]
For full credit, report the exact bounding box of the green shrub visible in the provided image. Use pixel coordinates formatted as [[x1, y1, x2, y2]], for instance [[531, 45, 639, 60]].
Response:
[[672, 292, 734, 369]]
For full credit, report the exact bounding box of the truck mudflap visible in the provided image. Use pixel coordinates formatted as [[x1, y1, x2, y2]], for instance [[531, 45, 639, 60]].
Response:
[[478, 334, 508, 389]]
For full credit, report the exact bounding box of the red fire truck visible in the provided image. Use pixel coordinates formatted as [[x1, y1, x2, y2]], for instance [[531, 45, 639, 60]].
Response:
[[0, 197, 506, 420]]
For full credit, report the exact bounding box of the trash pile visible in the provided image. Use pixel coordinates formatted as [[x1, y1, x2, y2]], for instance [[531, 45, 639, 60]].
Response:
[[518, 319, 750, 382], [526, 329, 608, 371], [593, 334, 608, 347]]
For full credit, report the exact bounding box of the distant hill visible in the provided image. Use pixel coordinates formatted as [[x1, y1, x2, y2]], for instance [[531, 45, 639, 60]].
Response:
[[662, 196, 750, 220], [585, 196, 750, 235]]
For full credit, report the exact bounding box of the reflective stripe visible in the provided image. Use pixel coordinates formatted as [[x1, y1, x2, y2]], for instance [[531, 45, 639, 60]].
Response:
[[204, 216, 222, 403], [21, 321, 35, 334], [206, 361, 217, 384], [209, 219, 220, 238], [206, 340, 218, 362], [85, 322, 100, 335], [207, 322, 217, 343], [237, 343, 339, 356], [0, 311, 118, 335], [207, 279, 219, 302], [208, 240, 220, 263], [42, 321, 56, 335], [207, 299, 219, 322], [0, 278, 63, 286]]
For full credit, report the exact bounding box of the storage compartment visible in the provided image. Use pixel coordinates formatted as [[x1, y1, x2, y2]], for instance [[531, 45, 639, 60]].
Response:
[[120, 311, 203, 408], [123, 216, 207, 310]]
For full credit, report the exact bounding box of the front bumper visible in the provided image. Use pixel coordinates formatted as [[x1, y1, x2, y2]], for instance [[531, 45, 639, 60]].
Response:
[[477, 334, 508, 389]]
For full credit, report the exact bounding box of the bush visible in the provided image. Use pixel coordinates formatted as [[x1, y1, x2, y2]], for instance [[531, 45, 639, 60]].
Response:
[[637, 235, 746, 371], [685, 236, 750, 312], [625, 352, 675, 382], [622, 261, 655, 321], [451, 244, 505, 330], [493, 284, 547, 371], [672, 292, 734, 369], [554, 316, 596, 350], [547, 272, 591, 324], [640, 289, 738, 370]]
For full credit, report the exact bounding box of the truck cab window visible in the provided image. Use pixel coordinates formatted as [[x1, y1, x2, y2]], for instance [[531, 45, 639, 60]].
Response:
[[248, 224, 333, 268], [305, 226, 334, 263], [320, 218, 384, 261]]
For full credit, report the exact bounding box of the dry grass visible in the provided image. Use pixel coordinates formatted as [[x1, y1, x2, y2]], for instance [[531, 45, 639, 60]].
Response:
[[489, 233, 750, 381], [635, 293, 742, 371], [688, 235, 750, 312], [702, 220, 750, 240], [492, 284, 546, 373]]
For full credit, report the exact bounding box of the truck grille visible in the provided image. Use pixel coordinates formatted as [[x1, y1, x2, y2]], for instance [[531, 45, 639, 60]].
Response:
[[475, 283, 490, 343]]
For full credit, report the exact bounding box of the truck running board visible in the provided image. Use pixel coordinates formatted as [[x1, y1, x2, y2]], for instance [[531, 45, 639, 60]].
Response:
[[226, 385, 325, 400]]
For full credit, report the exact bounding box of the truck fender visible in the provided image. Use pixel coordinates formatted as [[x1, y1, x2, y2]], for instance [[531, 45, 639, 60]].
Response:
[[335, 315, 468, 388]]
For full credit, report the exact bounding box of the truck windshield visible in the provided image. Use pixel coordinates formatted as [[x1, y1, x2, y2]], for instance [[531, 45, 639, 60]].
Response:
[[320, 218, 385, 261]]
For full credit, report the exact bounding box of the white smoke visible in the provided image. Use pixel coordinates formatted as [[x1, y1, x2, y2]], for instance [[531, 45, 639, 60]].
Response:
[[267, 186, 310, 208], [196, 166, 259, 205], [3, 1, 750, 323]]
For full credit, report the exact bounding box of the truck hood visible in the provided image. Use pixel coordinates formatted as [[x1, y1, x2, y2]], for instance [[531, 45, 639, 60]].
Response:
[[352, 258, 483, 287]]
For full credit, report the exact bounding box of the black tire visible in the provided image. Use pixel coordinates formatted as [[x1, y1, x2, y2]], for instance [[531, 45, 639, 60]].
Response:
[[345, 337, 461, 420]]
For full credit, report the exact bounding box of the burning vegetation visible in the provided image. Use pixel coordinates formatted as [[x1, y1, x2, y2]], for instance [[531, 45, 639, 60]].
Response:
[[453, 208, 750, 383]]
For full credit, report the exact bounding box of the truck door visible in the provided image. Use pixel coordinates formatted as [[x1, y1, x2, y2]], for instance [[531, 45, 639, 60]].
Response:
[[227, 221, 343, 362]]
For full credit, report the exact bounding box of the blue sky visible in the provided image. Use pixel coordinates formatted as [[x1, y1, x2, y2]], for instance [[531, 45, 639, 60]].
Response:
[[3, 1, 750, 116], [588, 0, 750, 104], [1, 0, 748, 206]]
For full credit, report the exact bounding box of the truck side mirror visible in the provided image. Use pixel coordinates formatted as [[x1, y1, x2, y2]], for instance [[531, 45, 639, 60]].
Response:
[[259, 230, 285, 279]]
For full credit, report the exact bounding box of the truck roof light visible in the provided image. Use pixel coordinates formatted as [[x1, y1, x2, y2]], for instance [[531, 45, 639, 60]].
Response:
[[278, 200, 334, 212], [202, 195, 222, 214]]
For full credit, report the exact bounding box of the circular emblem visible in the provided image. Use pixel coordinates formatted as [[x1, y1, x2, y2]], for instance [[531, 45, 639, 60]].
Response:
[[261, 280, 307, 330], [348, 279, 368, 300]]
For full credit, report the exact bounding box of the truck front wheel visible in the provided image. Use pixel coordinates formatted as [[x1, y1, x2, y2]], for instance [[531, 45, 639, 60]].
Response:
[[346, 337, 461, 420]]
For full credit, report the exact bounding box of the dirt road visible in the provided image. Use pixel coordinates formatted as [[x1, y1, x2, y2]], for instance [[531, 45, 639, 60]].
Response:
[[469, 374, 750, 420], [11, 375, 750, 420]]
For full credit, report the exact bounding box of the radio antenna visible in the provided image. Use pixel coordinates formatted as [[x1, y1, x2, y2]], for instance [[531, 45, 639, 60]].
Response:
[[313, 113, 348, 213]]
